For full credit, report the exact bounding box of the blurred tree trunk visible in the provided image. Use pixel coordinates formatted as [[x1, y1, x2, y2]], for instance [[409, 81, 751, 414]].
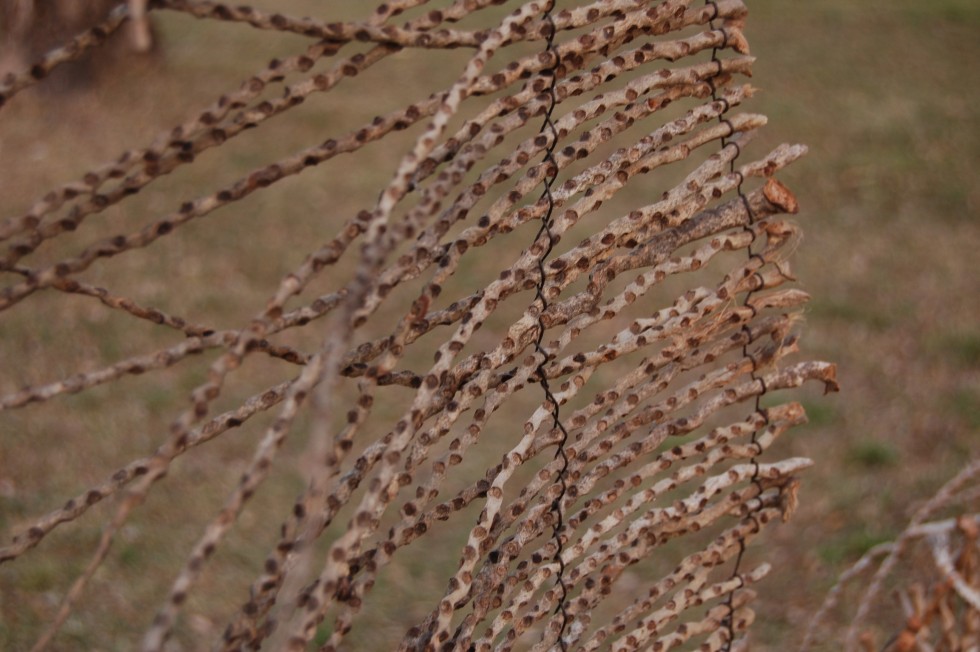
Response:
[[0, 0, 154, 89]]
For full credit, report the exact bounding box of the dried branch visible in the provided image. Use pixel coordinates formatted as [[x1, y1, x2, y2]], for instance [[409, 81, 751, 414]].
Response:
[[0, 1, 836, 650]]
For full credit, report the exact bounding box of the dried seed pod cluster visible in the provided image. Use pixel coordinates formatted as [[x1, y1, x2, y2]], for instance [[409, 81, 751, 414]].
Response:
[[0, 0, 836, 650]]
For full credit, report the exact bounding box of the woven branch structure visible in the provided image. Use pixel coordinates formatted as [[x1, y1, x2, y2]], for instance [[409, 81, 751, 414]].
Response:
[[0, 1, 837, 650]]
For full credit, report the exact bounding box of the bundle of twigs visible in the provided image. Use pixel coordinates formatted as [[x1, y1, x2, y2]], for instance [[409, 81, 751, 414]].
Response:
[[0, 1, 835, 650]]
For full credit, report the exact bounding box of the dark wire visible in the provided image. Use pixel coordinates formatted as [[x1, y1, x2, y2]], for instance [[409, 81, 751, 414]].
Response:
[[531, 2, 571, 649], [704, 1, 769, 649]]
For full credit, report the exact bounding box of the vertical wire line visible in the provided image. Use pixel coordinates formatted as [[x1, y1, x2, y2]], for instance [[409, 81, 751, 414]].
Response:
[[531, 1, 570, 648], [703, 2, 769, 649]]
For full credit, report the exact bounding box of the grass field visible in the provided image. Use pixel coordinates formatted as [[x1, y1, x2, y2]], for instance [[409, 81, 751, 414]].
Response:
[[0, 0, 978, 650], [746, 1, 979, 646]]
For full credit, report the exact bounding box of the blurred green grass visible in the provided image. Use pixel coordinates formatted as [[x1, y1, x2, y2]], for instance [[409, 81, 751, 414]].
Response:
[[0, 0, 977, 650], [746, 0, 980, 647]]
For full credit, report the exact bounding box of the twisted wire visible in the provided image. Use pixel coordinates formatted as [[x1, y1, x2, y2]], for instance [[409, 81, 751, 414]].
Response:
[[704, 1, 771, 648], [529, 2, 572, 648]]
